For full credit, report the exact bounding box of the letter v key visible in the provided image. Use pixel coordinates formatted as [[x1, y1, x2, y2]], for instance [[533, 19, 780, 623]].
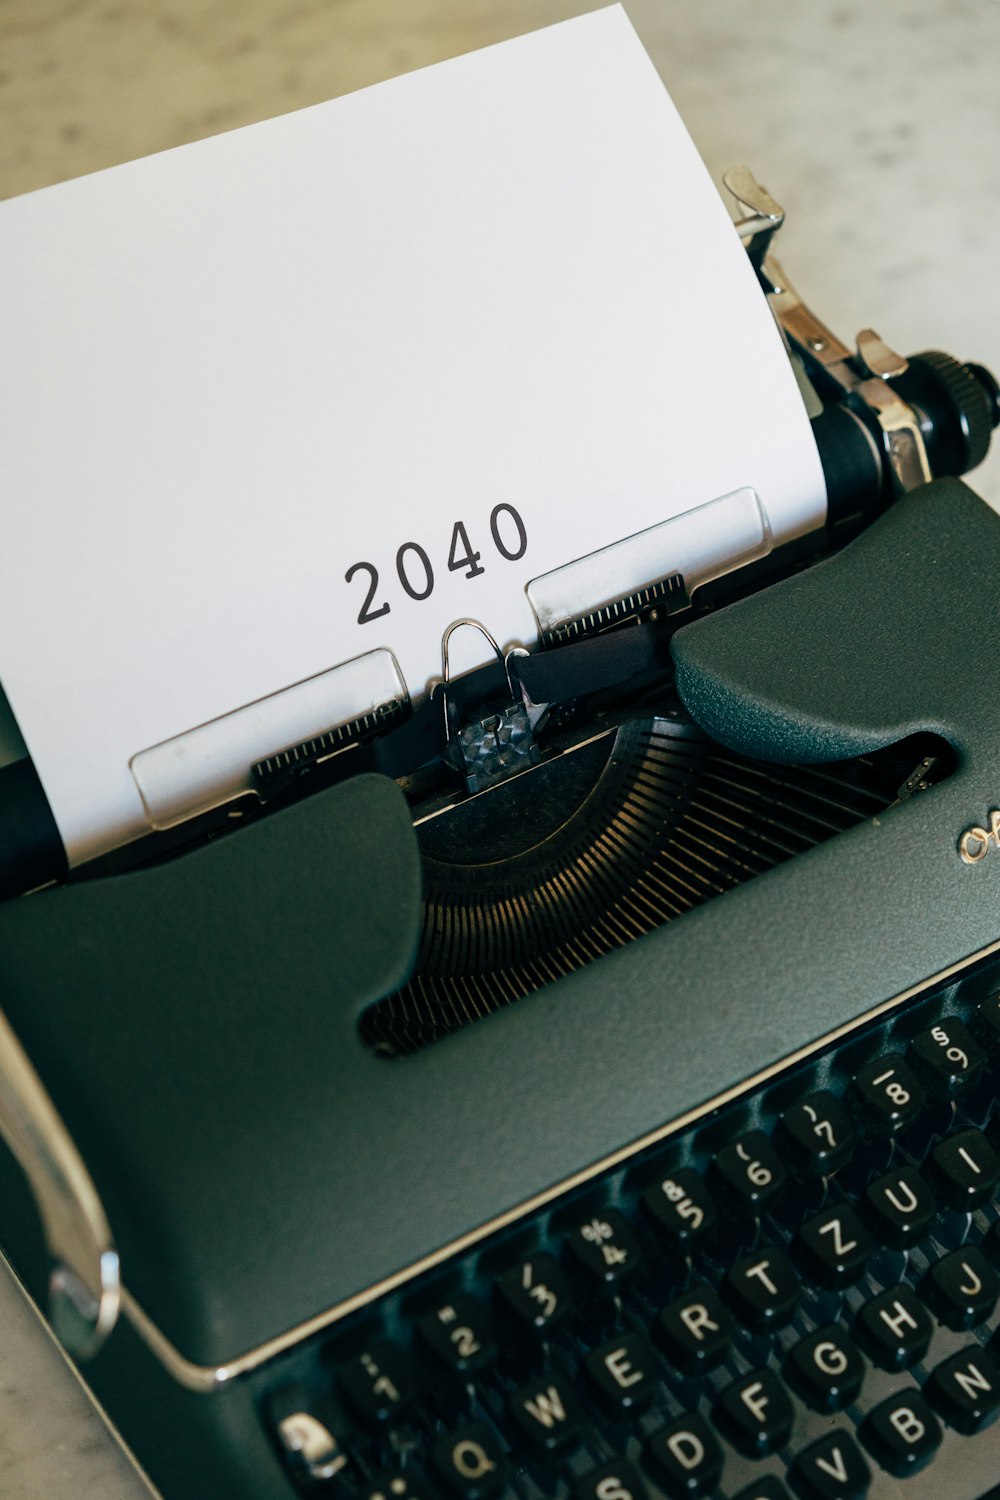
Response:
[[793, 1431, 870, 1496], [816, 1446, 848, 1482]]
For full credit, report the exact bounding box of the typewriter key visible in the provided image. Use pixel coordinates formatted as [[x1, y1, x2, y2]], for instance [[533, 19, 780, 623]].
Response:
[[909, 1016, 985, 1097], [715, 1369, 794, 1457], [860, 1391, 941, 1478], [271, 1392, 353, 1487], [574, 1461, 646, 1500], [654, 1285, 734, 1373], [852, 1054, 925, 1133], [646, 1413, 723, 1497], [711, 1129, 787, 1215], [926, 1346, 1000, 1434], [856, 1285, 933, 1371], [508, 1374, 582, 1454], [431, 1425, 508, 1500], [642, 1168, 717, 1252], [864, 1166, 936, 1248], [928, 1127, 1000, 1209], [419, 1296, 498, 1377], [922, 1246, 1000, 1330], [788, 1431, 870, 1500], [565, 1208, 641, 1290], [339, 1342, 417, 1430], [794, 1204, 872, 1288], [496, 1255, 573, 1344], [786, 1326, 864, 1413], [584, 1332, 659, 1416], [365, 1471, 437, 1500], [731, 1481, 791, 1500], [724, 1248, 800, 1331], [777, 1091, 856, 1177]]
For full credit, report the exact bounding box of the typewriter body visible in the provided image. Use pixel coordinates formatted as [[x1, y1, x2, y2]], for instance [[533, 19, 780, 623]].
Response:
[[3, 169, 1000, 1500]]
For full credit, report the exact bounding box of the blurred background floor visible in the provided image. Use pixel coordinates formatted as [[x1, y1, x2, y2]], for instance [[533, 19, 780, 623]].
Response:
[[1, 1, 999, 1495]]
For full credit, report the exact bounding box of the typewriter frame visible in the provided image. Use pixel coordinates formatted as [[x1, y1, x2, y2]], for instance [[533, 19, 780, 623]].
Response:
[[1, 475, 1000, 1500]]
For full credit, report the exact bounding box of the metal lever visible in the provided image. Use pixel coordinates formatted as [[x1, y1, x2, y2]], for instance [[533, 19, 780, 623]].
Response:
[[725, 169, 932, 494], [724, 166, 785, 271], [0, 1005, 119, 1358], [856, 328, 909, 381]]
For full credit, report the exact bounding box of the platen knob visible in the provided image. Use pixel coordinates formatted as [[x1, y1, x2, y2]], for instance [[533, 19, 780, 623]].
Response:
[[892, 350, 997, 475]]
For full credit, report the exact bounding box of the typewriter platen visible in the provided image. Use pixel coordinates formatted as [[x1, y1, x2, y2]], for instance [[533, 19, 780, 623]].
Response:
[[2, 172, 1000, 1500]]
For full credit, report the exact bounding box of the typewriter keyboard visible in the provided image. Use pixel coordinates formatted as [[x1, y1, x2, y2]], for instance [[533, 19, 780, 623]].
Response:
[[263, 965, 1000, 1500]]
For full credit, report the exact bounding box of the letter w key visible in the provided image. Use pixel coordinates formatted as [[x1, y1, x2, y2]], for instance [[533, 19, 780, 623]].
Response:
[[509, 1376, 581, 1452]]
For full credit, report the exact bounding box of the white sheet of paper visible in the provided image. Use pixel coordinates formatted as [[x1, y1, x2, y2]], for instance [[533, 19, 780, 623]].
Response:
[[0, 6, 825, 866]]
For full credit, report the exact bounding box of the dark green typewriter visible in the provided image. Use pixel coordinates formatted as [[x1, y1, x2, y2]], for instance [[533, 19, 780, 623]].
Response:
[[2, 164, 1000, 1500]]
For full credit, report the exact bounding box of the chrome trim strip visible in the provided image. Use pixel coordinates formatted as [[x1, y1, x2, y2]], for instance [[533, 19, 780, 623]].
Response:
[[0, 1005, 119, 1358], [120, 935, 1000, 1392]]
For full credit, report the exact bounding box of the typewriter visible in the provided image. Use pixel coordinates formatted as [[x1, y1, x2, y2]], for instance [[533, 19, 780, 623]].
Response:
[[2, 162, 1000, 1500]]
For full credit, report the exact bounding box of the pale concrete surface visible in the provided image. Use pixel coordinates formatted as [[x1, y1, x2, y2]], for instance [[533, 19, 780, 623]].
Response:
[[0, 1258, 156, 1497], [0, 1, 999, 1496]]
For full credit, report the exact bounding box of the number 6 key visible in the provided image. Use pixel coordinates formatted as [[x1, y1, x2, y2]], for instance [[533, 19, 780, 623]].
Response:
[[711, 1130, 787, 1214]]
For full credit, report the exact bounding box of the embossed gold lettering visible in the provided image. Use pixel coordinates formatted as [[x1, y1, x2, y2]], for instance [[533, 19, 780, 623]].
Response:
[[960, 810, 1000, 865]]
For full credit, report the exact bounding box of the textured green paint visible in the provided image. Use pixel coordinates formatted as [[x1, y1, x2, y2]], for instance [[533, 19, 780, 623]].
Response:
[[1, 481, 1000, 1372]]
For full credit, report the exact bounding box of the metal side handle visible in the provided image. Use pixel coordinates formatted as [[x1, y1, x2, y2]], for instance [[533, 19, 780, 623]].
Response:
[[0, 1005, 118, 1357]]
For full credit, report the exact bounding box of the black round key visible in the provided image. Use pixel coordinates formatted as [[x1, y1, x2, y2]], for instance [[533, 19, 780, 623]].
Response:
[[864, 1165, 936, 1248], [574, 1460, 646, 1500], [852, 1053, 925, 1132], [714, 1369, 793, 1457], [732, 1481, 790, 1500], [642, 1167, 717, 1252], [795, 1204, 872, 1288], [655, 1284, 734, 1373], [929, 1127, 1000, 1209], [923, 1246, 1000, 1330], [272, 1392, 353, 1487], [508, 1373, 581, 1453], [366, 1470, 437, 1500], [856, 1285, 932, 1371], [976, 991, 1000, 1053], [787, 1325, 865, 1413], [724, 1247, 800, 1331], [926, 1345, 1000, 1434], [496, 1254, 572, 1340], [420, 1295, 498, 1376], [712, 1129, 787, 1214], [338, 1342, 417, 1429], [584, 1332, 658, 1416], [646, 1412, 722, 1496], [778, 1091, 856, 1177], [909, 1016, 985, 1097], [788, 1430, 870, 1500], [861, 1390, 942, 1478], [431, 1424, 508, 1500], [566, 1208, 642, 1290]]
